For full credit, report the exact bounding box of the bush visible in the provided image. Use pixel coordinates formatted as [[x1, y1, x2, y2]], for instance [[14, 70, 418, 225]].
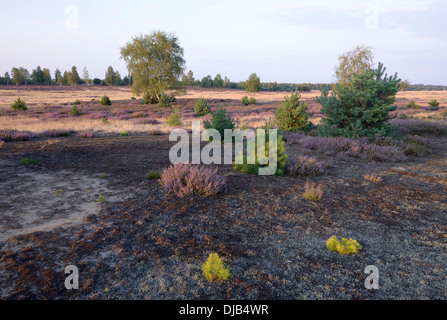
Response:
[[202, 253, 232, 283], [143, 92, 158, 104], [326, 236, 361, 255], [364, 173, 382, 182], [194, 98, 210, 116], [389, 119, 447, 136], [20, 158, 36, 165], [303, 181, 323, 200], [317, 62, 400, 138], [233, 126, 288, 176], [166, 107, 182, 126], [406, 99, 419, 109], [241, 96, 249, 105], [131, 96, 136, 100], [248, 97, 256, 105], [120, 131, 129, 136], [203, 106, 235, 139], [287, 155, 327, 175], [69, 105, 80, 116], [11, 97, 27, 111], [159, 163, 227, 197], [274, 91, 312, 132], [158, 93, 171, 108], [73, 99, 81, 105], [428, 99, 439, 108], [0, 130, 35, 141], [99, 95, 112, 106]]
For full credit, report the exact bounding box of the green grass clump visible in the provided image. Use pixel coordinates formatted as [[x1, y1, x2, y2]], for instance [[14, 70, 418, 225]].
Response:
[[146, 170, 161, 179], [11, 97, 27, 111], [326, 235, 361, 255], [99, 95, 112, 106], [202, 253, 232, 283], [97, 195, 107, 204], [19, 158, 36, 165]]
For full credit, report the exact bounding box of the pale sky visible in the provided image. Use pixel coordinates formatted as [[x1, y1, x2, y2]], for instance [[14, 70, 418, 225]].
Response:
[[1, 0, 446, 84]]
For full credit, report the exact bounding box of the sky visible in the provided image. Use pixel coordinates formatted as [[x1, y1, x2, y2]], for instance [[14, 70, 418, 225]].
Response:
[[1, 0, 446, 85]]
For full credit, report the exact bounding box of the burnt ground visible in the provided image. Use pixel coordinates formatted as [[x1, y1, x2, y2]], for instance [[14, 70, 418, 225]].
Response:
[[0, 134, 446, 300]]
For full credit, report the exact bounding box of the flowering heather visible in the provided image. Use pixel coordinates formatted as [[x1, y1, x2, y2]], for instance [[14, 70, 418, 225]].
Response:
[[41, 129, 74, 137], [303, 181, 323, 200], [78, 131, 95, 138], [0, 130, 36, 141], [389, 119, 447, 136], [300, 135, 407, 162], [364, 173, 383, 182], [86, 111, 109, 119], [132, 118, 160, 125], [159, 163, 227, 197], [287, 155, 327, 175], [147, 129, 164, 135]]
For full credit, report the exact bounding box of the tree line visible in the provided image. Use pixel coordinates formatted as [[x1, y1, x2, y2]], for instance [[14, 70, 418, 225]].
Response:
[[0, 65, 132, 86]]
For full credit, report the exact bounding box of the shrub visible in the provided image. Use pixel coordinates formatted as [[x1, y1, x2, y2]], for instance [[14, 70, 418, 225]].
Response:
[[364, 173, 382, 182], [73, 99, 81, 105], [11, 97, 27, 111], [79, 131, 95, 138], [303, 181, 323, 200], [287, 155, 327, 175], [69, 104, 80, 116], [159, 163, 226, 197], [389, 119, 447, 136], [97, 195, 107, 204], [194, 98, 210, 116], [0, 130, 35, 141], [158, 93, 171, 108], [233, 127, 288, 176], [274, 91, 312, 132], [203, 106, 235, 139], [143, 92, 158, 104], [202, 253, 232, 283], [166, 107, 182, 127], [402, 136, 431, 156], [407, 100, 419, 109], [131, 96, 136, 100], [248, 97, 256, 105], [241, 96, 249, 106], [120, 131, 129, 136], [326, 236, 361, 255], [428, 99, 439, 108], [317, 62, 400, 138], [146, 170, 161, 179], [99, 95, 112, 106], [20, 158, 36, 165], [101, 117, 110, 124]]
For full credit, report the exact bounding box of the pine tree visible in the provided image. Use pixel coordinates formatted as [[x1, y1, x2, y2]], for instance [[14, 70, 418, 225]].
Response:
[[317, 62, 401, 139]]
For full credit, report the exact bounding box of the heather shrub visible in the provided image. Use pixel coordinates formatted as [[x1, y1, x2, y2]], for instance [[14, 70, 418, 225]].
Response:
[[158, 93, 171, 108], [41, 129, 74, 137], [287, 155, 327, 175], [11, 97, 27, 111], [317, 63, 400, 138], [428, 99, 439, 108], [166, 107, 182, 126], [99, 95, 112, 106], [203, 106, 235, 139], [364, 173, 382, 182], [194, 98, 210, 116], [389, 119, 447, 136], [402, 136, 431, 157], [275, 91, 312, 132], [202, 253, 232, 283], [79, 131, 95, 138], [0, 130, 35, 141], [241, 96, 249, 105], [326, 236, 361, 255], [303, 181, 323, 200], [407, 100, 419, 109], [159, 163, 226, 197]]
